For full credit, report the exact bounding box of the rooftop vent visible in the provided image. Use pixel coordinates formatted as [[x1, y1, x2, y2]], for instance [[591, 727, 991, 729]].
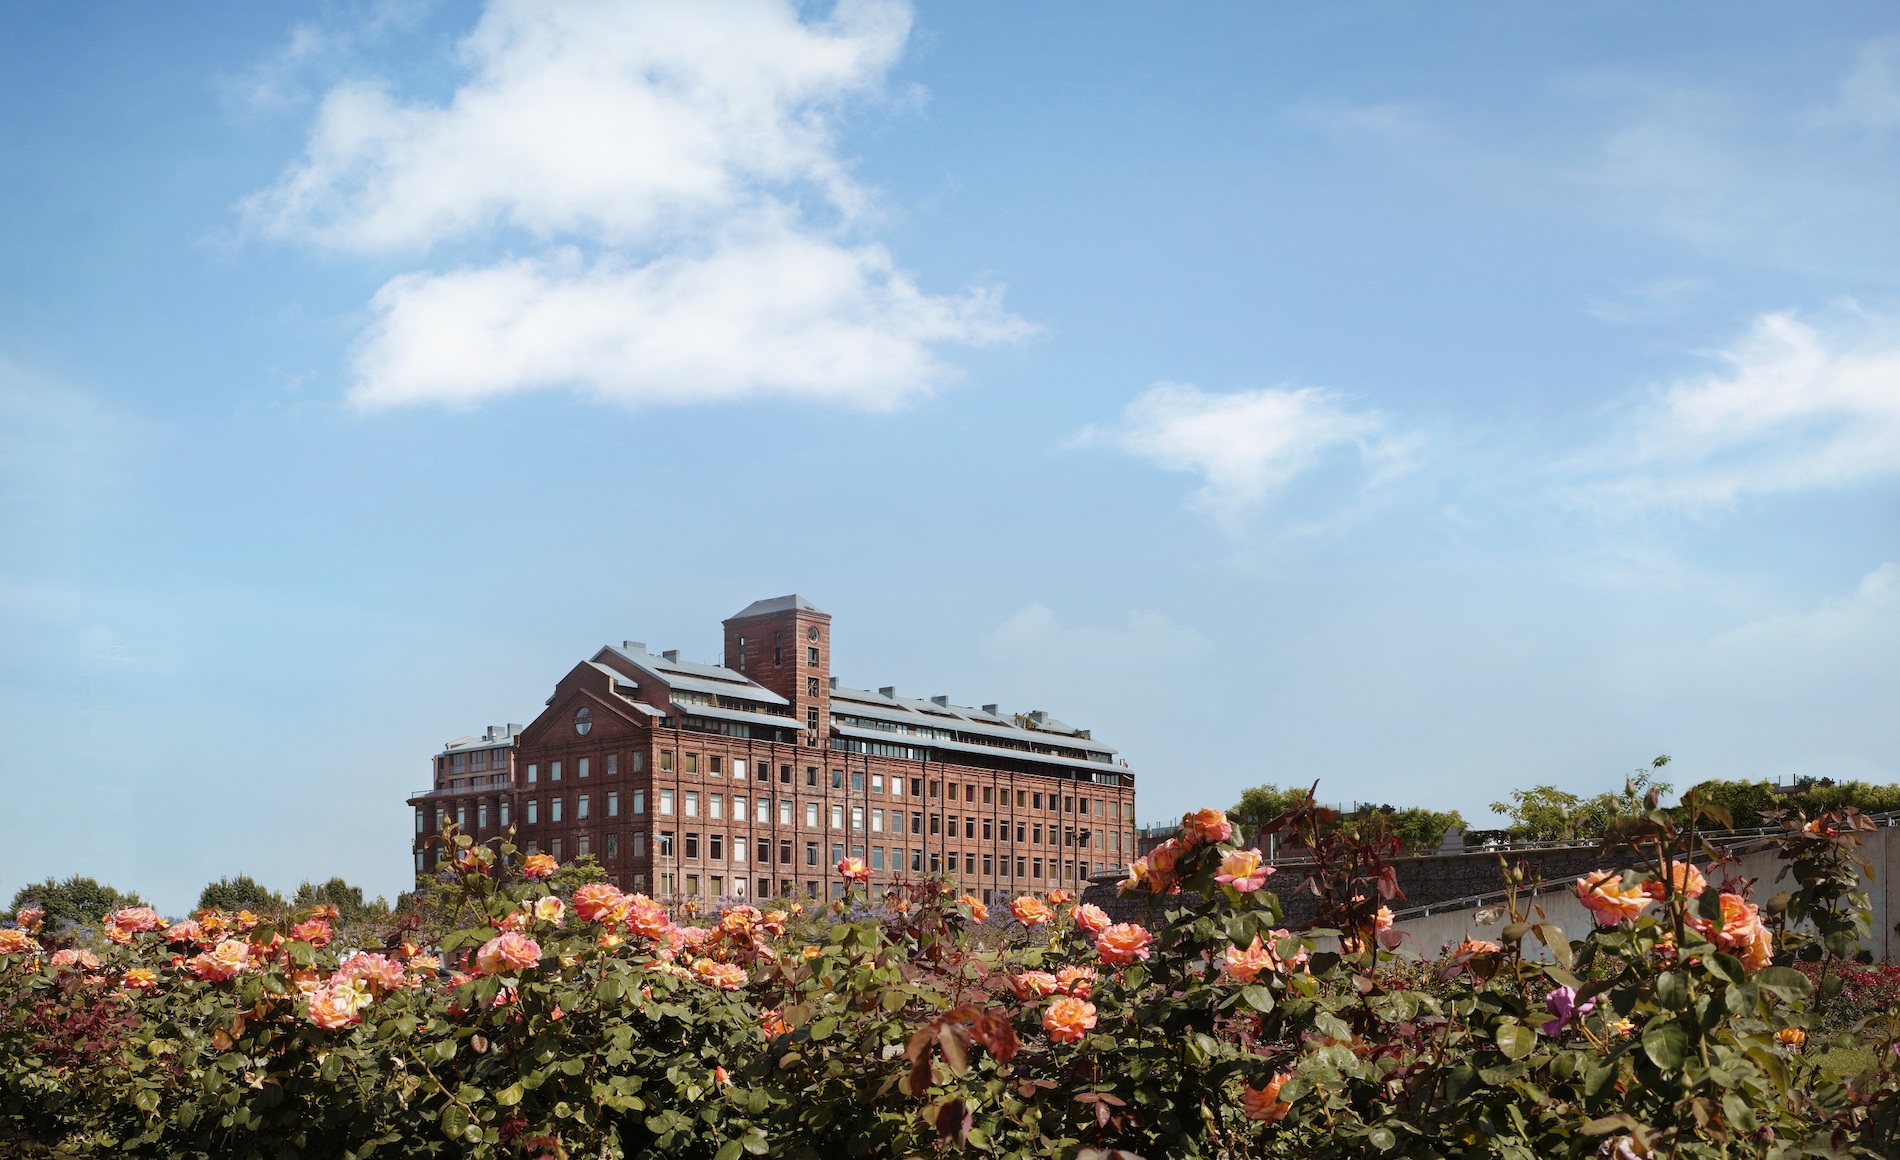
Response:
[[662, 649, 680, 662], [981, 704, 998, 715], [485, 725, 503, 740], [623, 641, 646, 653], [1029, 710, 1048, 725], [507, 724, 523, 735], [828, 677, 838, 690], [878, 686, 896, 698], [931, 695, 950, 707]]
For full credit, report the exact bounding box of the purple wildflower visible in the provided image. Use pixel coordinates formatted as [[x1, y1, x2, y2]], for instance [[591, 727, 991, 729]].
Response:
[[1541, 985, 1596, 1036]]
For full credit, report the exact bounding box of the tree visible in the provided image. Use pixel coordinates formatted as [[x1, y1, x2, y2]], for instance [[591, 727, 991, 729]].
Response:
[[1228, 784, 1314, 838], [1682, 777, 1900, 830], [1490, 757, 1672, 841], [291, 877, 389, 923], [1383, 806, 1467, 853], [196, 874, 286, 916], [8, 875, 147, 931]]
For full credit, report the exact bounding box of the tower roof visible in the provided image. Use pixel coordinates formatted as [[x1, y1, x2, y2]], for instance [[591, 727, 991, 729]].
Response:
[[727, 594, 826, 620]]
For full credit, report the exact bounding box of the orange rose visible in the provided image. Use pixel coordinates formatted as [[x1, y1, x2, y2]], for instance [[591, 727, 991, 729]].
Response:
[[1095, 922, 1154, 966], [164, 920, 204, 945], [1046, 888, 1073, 906], [104, 906, 163, 945], [13, 906, 44, 931], [289, 919, 334, 948], [572, 883, 626, 923], [693, 960, 748, 991], [836, 857, 869, 883], [1576, 871, 1652, 925], [625, 899, 671, 940], [522, 853, 558, 880], [1182, 808, 1233, 845], [49, 948, 101, 971], [1042, 995, 1097, 1044], [760, 1008, 791, 1038], [1240, 1072, 1293, 1123], [335, 953, 408, 993], [957, 895, 990, 923], [1641, 860, 1708, 900], [1215, 849, 1274, 892], [1072, 903, 1110, 935], [1223, 937, 1278, 984], [1687, 892, 1771, 968], [474, 931, 542, 976], [185, 938, 253, 982], [1008, 970, 1060, 1000], [1055, 965, 1097, 998], [1009, 896, 1054, 928], [1777, 1027, 1806, 1047], [121, 967, 159, 991], [306, 978, 373, 1029]]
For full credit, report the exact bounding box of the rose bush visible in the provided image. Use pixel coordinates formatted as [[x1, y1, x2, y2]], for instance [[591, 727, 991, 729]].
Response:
[[1, 795, 1896, 1158]]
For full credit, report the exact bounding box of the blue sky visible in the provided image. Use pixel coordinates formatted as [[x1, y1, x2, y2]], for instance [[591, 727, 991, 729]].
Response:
[[2, 1, 1897, 914]]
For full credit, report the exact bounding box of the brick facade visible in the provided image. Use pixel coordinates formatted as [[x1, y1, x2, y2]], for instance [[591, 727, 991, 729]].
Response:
[[408, 596, 1137, 903]]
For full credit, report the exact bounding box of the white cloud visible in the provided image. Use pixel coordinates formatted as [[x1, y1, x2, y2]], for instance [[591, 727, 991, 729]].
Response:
[[1819, 38, 1900, 133], [246, 0, 1025, 409], [1571, 311, 1900, 509], [1072, 382, 1407, 518]]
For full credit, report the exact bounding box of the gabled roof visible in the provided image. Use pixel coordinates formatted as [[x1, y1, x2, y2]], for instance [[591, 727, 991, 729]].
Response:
[[828, 685, 1119, 762], [727, 594, 826, 619], [595, 644, 790, 706]]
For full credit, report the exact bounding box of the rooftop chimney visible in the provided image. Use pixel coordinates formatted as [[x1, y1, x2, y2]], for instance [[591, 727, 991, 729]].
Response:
[[828, 677, 838, 690], [1029, 710, 1048, 724], [931, 695, 950, 707], [981, 704, 998, 715], [507, 723, 523, 735], [878, 686, 896, 698], [623, 640, 646, 653], [661, 649, 680, 662]]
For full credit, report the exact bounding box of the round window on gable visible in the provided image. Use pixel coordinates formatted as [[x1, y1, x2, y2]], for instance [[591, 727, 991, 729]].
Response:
[[806, 626, 819, 642], [574, 706, 592, 735]]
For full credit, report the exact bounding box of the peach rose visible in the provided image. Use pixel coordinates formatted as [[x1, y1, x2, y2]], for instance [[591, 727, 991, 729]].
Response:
[[1215, 849, 1274, 893], [335, 953, 408, 993], [626, 900, 671, 940], [693, 960, 748, 991], [1009, 971, 1061, 1000], [1576, 871, 1652, 925], [1009, 896, 1055, 928], [1095, 922, 1154, 966], [522, 853, 558, 880], [836, 857, 869, 883], [49, 948, 101, 972], [185, 939, 253, 982], [1240, 1073, 1293, 1123], [1046, 889, 1073, 906], [307, 978, 374, 1030], [1688, 892, 1772, 969], [289, 919, 334, 948], [534, 897, 566, 925], [571, 883, 625, 923], [1182, 808, 1234, 845], [1223, 937, 1278, 984], [14, 906, 44, 931], [957, 895, 990, 923], [1042, 995, 1098, 1044], [1120, 856, 1153, 894], [474, 931, 542, 976], [105, 906, 163, 944], [1072, 903, 1110, 935], [1055, 965, 1097, 998], [1457, 937, 1502, 955], [1777, 1027, 1806, 1047], [759, 1008, 791, 1037], [1374, 905, 1394, 932], [121, 967, 159, 991], [165, 920, 204, 945]]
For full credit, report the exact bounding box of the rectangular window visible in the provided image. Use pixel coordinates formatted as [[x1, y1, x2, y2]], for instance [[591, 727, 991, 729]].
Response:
[[1033, 793, 1042, 810], [632, 751, 645, 773], [780, 799, 793, 825], [733, 795, 746, 819], [911, 811, 922, 834], [1034, 823, 1043, 844], [732, 836, 744, 863], [477, 802, 488, 830], [781, 763, 792, 783], [982, 818, 992, 840], [872, 846, 885, 870], [551, 798, 564, 823], [757, 838, 769, 863], [1017, 790, 1026, 807], [685, 833, 699, 859], [983, 854, 993, 875], [872, 808, 884, 832], [930, 814, 941, 835], [551, 838, 563, 861], [780, 840, 792, 864], [709, 756, 722, 777], [709, 834, 723, 860], [733, 759, 746, 780], [578, 758, 590, 779], [684, 754, 698, 775], [577, 795, 590, 820], [965, 853, 975, 875], [527, 763, 539, 784], [633, 790, 646, 814], [1017, 857, 1026, 877], [807, 646, 819, 665], [607, 791, 619, 817], [710, 793, 723, 820], [831, 842, 844, 864], [983, 786, 993, 805], [1017, 823, 1025, 843], [1034, 858, 1043, 879], [660, 751, 674, 772], [1065, 797, 1074, 814], [415, 808, 424, 833], [527, 800, 539, 825], [831, 804, 844, 830], [552, 762, 562, 781], [911, 778, 922, 797], [686, 874, 700, 897], [755, 760, 770, 782], [685, 791, 699, 818], [965, 817, 976, 839], [500, 801, 510, 828], [805, 766, 818, 786], [451, 753, 465, 773], [456, 802, 466, 828], [659, 832, 674, 857], [805, 801, 820, 828], [929, 780, 940, 799], [607, 754, 618, 777], [830, 768, 843, 789], [577, 834, 591, 857], [659, 872, 674, 896], [634, 831, 647, 856], [606, 833, 619, 860], [760, 877, 771, 897], [851, 805, 864, 831], [755, 797, 768, 822], [660, 789, 675, 815], [805, 842, 818, 866], [871, 774, 884, 794], [930, 852, 941, 873]]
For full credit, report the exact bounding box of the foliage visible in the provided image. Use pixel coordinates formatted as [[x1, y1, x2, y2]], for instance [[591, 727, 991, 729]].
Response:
[[6, 876, 146, 935], [3, 795, 1898, 1158], [1681, 778, 1900, 831], [1489, 756, 1673, 840], [291, 876, 389, 923], [1228, 785, 1463, 853], [195, 875, 286, 917]]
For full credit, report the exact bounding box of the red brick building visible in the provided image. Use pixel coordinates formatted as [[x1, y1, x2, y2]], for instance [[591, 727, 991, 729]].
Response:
[[409, 595, 1137, 903]]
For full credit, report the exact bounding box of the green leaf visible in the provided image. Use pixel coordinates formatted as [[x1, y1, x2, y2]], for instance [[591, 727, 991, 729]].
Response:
[[494, 1084, 523, 1107], [1706, 952, 1746, 984], [1496, 1023, 1536, 1060], [1532, 924, 1573, 968], [440, 1105, 467, 1140], [808, 1017, 837, 1041], [1655, 971, 1688, 1010], [1754, 966, 1813, 1003], [715, 1141, 743, 1160], [1240, 985, 1274, 1013], [1642, 1021, 1687, 1071]]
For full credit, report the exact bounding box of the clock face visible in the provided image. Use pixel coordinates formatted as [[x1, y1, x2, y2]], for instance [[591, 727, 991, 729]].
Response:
[[807, 626, 820, 642], [574, 706, 592, 735]]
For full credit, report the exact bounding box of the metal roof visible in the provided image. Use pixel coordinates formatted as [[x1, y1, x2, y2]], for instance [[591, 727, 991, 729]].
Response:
[[727, 594, 826, 619], [833, 723, 1129, 780], [672, 701, 805, 734], [829, 685, 1118, 760], [597, 644, 790, 706]]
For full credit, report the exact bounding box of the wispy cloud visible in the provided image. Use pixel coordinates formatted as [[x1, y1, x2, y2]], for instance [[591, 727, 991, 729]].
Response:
[[244, 0, 1028, 411], [1567, 310, 1900, 510], [1071, 382, 1411, 521]]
